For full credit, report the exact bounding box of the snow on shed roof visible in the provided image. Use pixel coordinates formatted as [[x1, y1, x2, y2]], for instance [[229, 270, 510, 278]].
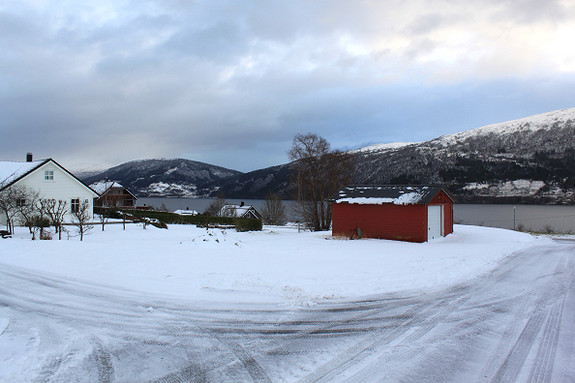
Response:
[[0, 160, 48, 189], [333, 185, 454, 205]]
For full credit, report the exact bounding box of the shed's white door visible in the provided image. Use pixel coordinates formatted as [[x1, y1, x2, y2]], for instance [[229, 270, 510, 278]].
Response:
[[428, 205, 443, 240]]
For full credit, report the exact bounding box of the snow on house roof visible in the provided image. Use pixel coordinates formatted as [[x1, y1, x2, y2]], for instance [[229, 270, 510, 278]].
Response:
[[0, 160, 47, 189], [1, 158, 100, 197], [333, 185, 454, 205], [89, 181, 124, 195], [220, 204, 261, 219]]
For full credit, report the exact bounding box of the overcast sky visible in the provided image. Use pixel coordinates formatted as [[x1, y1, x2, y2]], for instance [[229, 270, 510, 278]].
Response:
[[1, 0, 574, 172]]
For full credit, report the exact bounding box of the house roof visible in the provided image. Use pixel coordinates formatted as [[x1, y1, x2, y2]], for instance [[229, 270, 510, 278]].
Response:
[[0, 158, 99, 196], [90, 181, 123, 195], [89, 181, 138, 199], [0, 159, 51, 189], [220, 204, 262, 219], [332, 185, 455, 205]]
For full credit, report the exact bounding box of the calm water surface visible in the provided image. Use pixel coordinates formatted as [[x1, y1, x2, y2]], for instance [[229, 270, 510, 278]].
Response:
[[139, 198, 575, 234], [454, 204, 575, 234]]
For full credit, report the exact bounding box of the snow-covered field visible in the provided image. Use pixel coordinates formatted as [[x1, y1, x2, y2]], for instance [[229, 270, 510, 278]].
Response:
[[3, 223, 574, 382], [0, 223, 545, 306]]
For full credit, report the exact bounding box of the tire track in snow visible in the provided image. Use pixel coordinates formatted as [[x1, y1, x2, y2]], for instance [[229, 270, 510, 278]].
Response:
[[527, 302, 564, 383], [491, 311, 547, 383], [2, 241, 575, 382], [293, 293, 470, 383], [209, 335, 272, 383], [89, 338, 115, 383], [314, 243, 575, 383], [151, 318, 272, 383], [479, 245, 573, 383], [527, 249, 574, 383], [303, 292, 478, 383], [145, 363, 209, 383]]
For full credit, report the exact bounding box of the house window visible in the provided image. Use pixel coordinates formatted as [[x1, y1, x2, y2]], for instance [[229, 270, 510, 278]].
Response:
[[44, 170, 54, 181], [16, 198, 27, 207], [71, 198, 80, 213]]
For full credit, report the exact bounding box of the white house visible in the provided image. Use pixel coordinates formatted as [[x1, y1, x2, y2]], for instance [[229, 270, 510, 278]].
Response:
[[0, 154, 99, 227], [219, 203, 262, 220]]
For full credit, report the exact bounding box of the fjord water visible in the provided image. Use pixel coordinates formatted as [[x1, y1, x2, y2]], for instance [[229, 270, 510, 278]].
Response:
[[139, 198, 575, 234], [454, 204, 575, 233]]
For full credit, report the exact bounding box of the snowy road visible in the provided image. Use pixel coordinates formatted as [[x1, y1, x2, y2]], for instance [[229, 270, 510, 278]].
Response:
[[1, 239, 574, 382]]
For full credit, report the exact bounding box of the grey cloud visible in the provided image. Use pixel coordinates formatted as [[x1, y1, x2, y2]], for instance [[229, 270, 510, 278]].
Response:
[[407, 14, 445, 35], [1, 0, 574, 172], [160, 22, 249, 62], [404, 38, 438, 60], [488, 0, 569, 23]]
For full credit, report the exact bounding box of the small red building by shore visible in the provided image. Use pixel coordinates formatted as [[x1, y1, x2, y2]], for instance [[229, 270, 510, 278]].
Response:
[[331, 185, 455, 242]]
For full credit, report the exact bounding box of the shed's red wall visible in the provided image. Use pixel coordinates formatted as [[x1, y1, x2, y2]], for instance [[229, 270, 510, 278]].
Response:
[[332, 189, 454, 243], [332, 203, 427, 242]]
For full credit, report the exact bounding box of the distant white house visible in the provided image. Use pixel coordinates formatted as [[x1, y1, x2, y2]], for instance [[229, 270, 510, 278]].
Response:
[[220, 203, 262, 220], [0, 154, 99, 226]]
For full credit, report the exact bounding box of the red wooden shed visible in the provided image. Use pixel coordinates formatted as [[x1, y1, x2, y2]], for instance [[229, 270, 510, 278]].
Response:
[[331, 185, 455, 242]]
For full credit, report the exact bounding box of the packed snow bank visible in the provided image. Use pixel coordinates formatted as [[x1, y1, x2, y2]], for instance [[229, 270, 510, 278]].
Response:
[[0, 224, 546, 305]]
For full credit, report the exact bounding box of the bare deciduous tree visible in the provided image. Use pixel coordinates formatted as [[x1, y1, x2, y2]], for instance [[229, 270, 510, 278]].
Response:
[[96, 183, 130, 231], [204, 193, 227, 216], [0, 184, 40, 234], [14, 188, 40, 234], [40, 199, 68, 240], [71, 200, 93, 241], [261, 193, 287, 225], [288, 133, 354, 231], [0, 185, 20, 234]]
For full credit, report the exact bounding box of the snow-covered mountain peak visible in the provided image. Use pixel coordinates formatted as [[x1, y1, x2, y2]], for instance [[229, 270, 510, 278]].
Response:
[[352, 141, 417, 154], [435, 107, 575, 145]]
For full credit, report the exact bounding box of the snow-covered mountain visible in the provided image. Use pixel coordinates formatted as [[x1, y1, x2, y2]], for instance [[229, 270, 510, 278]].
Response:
[[81, 108, 575, 203], [354, 107, 575, 203], [218, 108, 575, 202], [82, 159, 242, 197]]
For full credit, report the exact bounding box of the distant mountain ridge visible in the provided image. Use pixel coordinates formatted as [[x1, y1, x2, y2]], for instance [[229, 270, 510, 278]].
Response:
[[82, 108, 575, 203], [353, 107, 575, 203], [82, 158, 242, 198]]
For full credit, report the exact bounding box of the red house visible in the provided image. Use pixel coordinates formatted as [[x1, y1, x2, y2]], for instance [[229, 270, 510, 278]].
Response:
[[332, 185, 455, 242], [90, 181, 138, 208]]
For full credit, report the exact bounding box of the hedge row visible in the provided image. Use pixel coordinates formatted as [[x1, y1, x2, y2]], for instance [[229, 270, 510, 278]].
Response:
[[96, 207, 262, 231], [234, 218, 263, 232]]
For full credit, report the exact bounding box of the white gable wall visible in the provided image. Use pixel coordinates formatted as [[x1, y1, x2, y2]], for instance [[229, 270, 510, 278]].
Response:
[[1, 160, 98, 225]]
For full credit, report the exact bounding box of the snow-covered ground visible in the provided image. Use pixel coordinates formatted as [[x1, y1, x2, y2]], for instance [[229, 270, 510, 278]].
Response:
[[0, 223, 544, 306], [2, 223, 573, 382]]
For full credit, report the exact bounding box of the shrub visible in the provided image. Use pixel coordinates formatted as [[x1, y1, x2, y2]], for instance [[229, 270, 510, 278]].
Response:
[[234, 218, 263, 232], [40, 231, 53, 240], [27, 215, 51, 240]]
